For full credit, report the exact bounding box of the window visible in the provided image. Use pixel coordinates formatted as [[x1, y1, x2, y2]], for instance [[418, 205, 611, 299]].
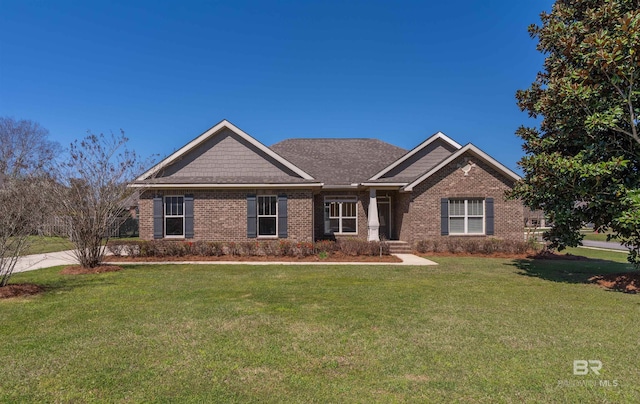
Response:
[[449, 199, 484, 234], [165, 196, 184, 237], [257, 195, 277, 237], [324, 196, 357, 234]]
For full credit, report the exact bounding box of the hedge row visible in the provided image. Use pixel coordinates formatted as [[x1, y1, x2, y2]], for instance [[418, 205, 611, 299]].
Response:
[[107, 239, 390, 258], [415, 238, 537, 255]]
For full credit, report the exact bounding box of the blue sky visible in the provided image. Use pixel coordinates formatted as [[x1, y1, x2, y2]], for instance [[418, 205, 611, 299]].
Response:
[[0, 0, 553, 174]]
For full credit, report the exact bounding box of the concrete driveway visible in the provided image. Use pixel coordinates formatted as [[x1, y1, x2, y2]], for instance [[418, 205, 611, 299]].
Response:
[[581, 240, 630, 251]]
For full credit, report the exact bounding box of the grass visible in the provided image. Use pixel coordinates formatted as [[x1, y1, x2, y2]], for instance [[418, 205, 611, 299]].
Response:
[[580, 230, 616, 243], [21, 236, 74, 255], [564, 246, 629, 263], [1, 256, 639, 402], [20, 236, 140, 256]]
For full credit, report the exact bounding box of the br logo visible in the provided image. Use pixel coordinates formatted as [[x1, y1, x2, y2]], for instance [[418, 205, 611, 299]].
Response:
[[573, 360, 602, 375]]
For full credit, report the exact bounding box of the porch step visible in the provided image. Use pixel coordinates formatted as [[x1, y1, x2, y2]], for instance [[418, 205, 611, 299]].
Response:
[[387, 241, 413, 254]]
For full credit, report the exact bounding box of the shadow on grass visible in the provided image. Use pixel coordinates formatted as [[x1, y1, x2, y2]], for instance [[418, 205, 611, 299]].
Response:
[[511, 256, 633, 285]]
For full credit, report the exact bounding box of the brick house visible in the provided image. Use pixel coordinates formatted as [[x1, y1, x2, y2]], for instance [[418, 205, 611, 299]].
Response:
[[132, 120, 523, 245]]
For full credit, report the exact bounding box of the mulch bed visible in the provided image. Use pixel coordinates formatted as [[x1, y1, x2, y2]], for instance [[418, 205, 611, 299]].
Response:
[[0, 283, 46, 299], [59, 265, 124, 275], [105, 254, 402, 263], [589, 273, 640, 293]]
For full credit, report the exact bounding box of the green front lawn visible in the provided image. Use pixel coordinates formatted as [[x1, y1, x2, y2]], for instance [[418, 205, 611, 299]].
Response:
[[20, 235, 140, 256], [21, 236, 74, 255], [1, 257, 638, 402], [580, 230, 616, 243]]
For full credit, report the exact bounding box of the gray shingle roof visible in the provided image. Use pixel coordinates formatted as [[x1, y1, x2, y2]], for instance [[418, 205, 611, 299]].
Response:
[[270, 139, 407, 185]]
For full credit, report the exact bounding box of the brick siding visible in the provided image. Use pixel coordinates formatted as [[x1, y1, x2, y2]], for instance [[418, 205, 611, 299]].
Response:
[[398, 151, 524, 244], [139, 189, 313, 242]]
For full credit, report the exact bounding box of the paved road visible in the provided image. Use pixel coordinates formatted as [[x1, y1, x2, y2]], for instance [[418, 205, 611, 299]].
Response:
[[12, 250, 78, 273], [581, 240, 629, 251]]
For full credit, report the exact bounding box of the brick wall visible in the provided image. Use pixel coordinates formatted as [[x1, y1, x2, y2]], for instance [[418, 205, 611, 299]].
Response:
[[139, 189, 313, 242], [399, 152, 524, 244]]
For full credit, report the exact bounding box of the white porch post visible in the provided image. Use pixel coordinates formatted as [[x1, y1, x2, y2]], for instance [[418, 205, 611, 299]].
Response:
[[367, 188, 380, 241]]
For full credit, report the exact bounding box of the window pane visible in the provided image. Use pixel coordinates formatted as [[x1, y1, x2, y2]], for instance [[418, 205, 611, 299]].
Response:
[[468, 200, 483, 216], [468, 217, 484, 233], [329, 202, 339, 217], [329, 219, 340, 233], [342, 218, 357, 233], [450, 217, 464, 233], [258, 217, 277, 236], [449, 200, 464, 216], [165, 197, 173, 215], [343, 202, 356, 218], [177, 197, 184, 215], [166, 217, 184, 236]]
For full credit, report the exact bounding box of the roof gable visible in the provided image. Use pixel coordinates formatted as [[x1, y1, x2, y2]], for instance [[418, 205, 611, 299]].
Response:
[[369, 132, 461, 181], [403, 143, 521, 191], [136, 120, 314, 182]]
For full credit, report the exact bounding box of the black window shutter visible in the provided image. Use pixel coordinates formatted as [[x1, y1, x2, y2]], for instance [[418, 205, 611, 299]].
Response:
[[485, 198, 494, 235], [278, 194, 288, 238], [153, 196, 163, 239], [247, 194, 257, 238], [184, 194, 194, 239], [440, 198, 449, 236]]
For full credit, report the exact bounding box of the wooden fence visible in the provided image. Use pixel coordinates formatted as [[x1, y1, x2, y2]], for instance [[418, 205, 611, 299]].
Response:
[[38, 216, 139, 238]]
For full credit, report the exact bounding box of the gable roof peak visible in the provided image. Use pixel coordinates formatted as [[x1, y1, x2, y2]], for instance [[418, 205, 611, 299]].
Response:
[[403, 143, 521, 191], [368, 131, 462, 181], [136, 119, 315, 181]]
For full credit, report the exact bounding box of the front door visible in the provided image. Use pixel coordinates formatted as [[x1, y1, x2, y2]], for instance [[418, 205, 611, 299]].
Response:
[[377, 196, 391, 240]]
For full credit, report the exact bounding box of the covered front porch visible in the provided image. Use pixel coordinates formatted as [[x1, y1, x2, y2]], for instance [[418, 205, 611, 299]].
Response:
[[313, 188, 409, 242], [365, 188, 409, 242]]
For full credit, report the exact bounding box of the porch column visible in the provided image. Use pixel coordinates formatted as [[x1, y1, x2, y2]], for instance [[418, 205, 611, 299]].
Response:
[[367, 188, 380, 241]]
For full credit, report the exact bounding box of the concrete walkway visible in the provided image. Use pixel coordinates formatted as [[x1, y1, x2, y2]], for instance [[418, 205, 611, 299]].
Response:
[[11, 251, 437, 272], [13, 250, 78, 273], [109, 254, 438, 266]]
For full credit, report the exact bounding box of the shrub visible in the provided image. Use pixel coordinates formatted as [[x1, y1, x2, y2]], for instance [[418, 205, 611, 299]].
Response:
[[315, 240, 337, 254], [336, 239, 390, 256], [415, 237, 538, 255], [165, 241, 187, 257], [292, 242, 314, 257], [277, 240, 293, 256], [123, 242, 140, 257], [107, 239, 396, 259], [261, 241, 280, 256], [193, 241, 223, 256], [140, 240, 160, 257], [107, 242, 124, 257]]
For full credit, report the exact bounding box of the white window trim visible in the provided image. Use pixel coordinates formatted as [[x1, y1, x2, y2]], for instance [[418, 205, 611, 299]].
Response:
[[164, 195, 185, 238], [449, 199, 485, 235], [324, 196, 358, 235], [257, 195, 278, 238]]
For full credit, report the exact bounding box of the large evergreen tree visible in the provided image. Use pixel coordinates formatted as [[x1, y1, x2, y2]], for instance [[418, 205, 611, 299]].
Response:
[[512, 0, 640, 265]]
